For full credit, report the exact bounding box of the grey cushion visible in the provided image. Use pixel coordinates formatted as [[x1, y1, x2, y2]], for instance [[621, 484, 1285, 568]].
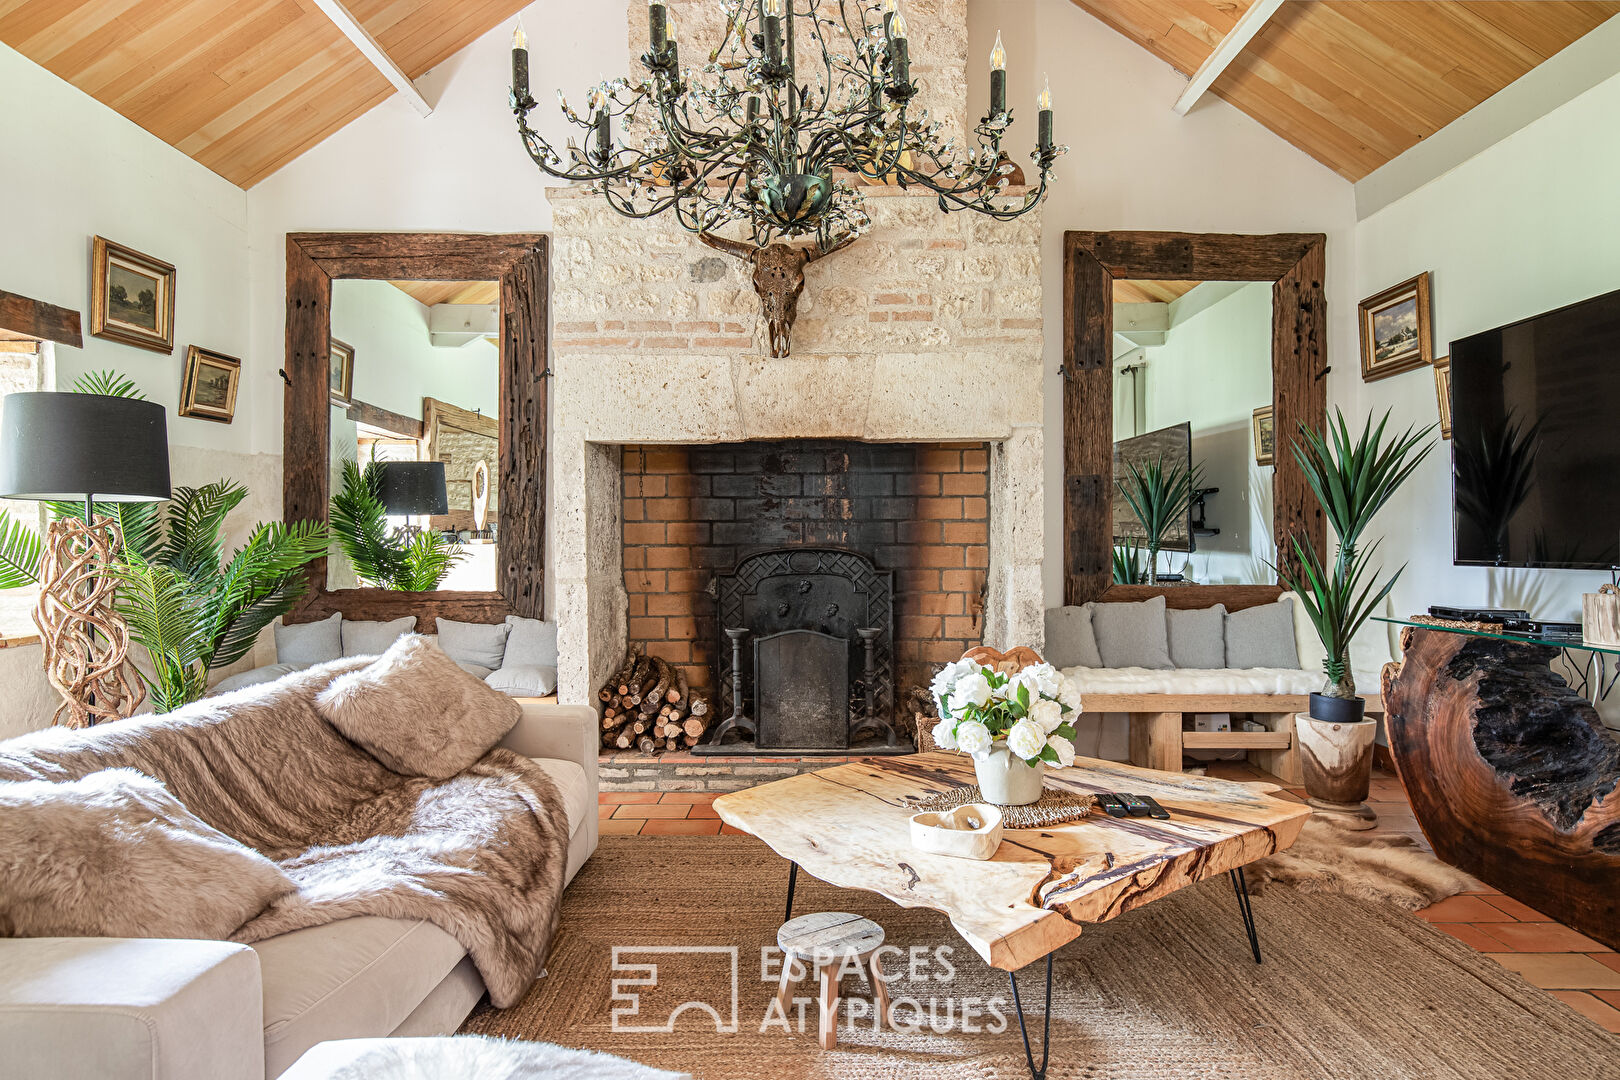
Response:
[[1167, 605, 1228, 669], [436, 618, 510, 670], [504, 615, 559, 668], [486, 664, 558, 697], [275, 612, 341, 667], [1090, 594, 1174, 669], [341, 616, 417, 657], [212, 662, 302, 695], [1225, 598, 1302, 669], [455, 661, 494, 679], [1044, 606, 1102, 669]]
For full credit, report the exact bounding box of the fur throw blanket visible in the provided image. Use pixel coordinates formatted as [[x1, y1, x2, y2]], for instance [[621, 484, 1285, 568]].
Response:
[[0, 658, 569, 1007], [1246, 814, 1474, 910]]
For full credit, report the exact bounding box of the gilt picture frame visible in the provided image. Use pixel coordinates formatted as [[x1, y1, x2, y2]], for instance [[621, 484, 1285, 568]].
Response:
[[1252, 405, 1275, 466], [178, 346, 241, 423], [1433, 354, 1452, 440], [90, 236, 175, 353], [1359, 272, 1433, 382], [329, 337, 355, 406]]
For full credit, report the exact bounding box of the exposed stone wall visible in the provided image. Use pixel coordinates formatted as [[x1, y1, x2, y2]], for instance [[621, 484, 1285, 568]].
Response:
[[628, 0, 969, 143]]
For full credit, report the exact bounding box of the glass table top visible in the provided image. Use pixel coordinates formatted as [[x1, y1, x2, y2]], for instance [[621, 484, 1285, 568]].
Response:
[[1373, 617, 1620, 658]]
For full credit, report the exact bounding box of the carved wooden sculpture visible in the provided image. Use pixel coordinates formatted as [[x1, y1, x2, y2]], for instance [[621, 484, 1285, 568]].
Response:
[[1382, 627, 1620, 949], [32, 515, 145, 727], [698, 232, 856, 358]]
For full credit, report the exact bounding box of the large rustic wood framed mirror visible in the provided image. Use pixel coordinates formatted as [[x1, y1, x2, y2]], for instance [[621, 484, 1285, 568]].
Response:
[[283, 232, 548, 624], [1062, 230, 1327, 606]]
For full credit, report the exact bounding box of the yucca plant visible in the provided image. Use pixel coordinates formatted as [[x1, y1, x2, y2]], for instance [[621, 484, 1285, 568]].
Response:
[[1115, 455, 1203, 584], [1276, 408, 1434, 700], [110, 482, 331, 712], [1111, 539, 1145, 585], [1455, 412, 1539, 565], [330, 459, 466, 591]]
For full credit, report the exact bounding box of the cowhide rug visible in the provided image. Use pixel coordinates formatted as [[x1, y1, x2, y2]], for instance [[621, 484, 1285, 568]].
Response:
[[1246, 812, 1474, 910]]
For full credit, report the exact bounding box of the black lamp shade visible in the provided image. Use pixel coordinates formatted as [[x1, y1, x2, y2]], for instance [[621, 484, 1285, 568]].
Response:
[[0, 392, 171, 502], [378, 461, 449, 516]]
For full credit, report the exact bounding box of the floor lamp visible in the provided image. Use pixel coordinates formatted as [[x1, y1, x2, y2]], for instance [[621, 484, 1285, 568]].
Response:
[[0, 392, 171, 727], [378, 461, 449, 542]]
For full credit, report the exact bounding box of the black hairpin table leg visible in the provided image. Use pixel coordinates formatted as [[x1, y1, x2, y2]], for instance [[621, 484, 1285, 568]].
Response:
[[1007, 953, 1054, 1080], [784, 861, 799, 923], [1230, 866, 1262, 963]]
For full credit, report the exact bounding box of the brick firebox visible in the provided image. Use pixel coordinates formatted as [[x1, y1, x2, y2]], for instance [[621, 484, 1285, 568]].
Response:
[[621, 440, 991, 705]]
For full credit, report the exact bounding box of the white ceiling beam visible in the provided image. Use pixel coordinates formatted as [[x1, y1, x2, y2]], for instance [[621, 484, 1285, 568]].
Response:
[[311, 0, 433, 117], [1172, 0, 1285, 116], [1113, 302, 1168, 348]]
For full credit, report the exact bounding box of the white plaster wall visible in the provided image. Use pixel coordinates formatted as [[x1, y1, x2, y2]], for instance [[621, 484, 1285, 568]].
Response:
[[1139, 281, 1276, 584]]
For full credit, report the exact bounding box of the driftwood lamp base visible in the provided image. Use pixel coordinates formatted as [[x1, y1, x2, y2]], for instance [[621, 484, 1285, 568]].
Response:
[[32, 514, 145, 727]]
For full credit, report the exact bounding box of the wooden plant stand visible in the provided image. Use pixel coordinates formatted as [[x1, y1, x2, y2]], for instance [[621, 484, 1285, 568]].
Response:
[[1383, 626, 1620, 950]]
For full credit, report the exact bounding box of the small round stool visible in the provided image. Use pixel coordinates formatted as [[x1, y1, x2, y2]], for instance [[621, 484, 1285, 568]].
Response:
[[776, 912, 889, 1049]]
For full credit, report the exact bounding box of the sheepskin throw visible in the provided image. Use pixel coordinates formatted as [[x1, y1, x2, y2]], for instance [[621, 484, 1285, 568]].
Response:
[[286, 1036, 692, 1080], [0, 657, 569, 1008], [317, 634, 520, 779], [0, 767, 295, 939], [1246, 814, 1474, 910]]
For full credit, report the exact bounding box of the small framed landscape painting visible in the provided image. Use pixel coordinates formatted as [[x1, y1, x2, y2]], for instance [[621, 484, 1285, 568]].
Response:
[[90, 236, 175, 353], [1252, 405, 1275, 466], [179, 346, 241, 423], [1433, 355, 1452, 440], [1359, 272, 1433, 382], [329, 337, 355, 405]]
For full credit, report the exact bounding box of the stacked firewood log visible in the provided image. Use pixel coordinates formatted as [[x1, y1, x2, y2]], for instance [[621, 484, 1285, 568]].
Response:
[[598, 649, 712, 754]]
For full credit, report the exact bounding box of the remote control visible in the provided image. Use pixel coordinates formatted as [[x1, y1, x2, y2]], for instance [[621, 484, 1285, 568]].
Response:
[[1137, 795, 1170, 820], [1094, 793, 1129, 818], [1119, 793, 1153, 817]]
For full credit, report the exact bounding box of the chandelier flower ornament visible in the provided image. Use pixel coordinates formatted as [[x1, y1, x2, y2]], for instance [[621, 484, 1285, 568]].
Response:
[[509, 0, 1066, 354]]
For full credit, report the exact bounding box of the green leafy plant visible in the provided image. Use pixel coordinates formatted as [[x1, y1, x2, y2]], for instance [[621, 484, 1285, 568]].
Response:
[[1276, 408, 1434, 700], [329, 459, 466, 591], [0, 510, 44, 591], [1111, 539, 1145, 585], [1115, 455, 1204, 584]]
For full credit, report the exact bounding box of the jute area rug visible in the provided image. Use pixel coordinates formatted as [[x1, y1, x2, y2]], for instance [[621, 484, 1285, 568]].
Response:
[[461, 836, 1618, 1080]]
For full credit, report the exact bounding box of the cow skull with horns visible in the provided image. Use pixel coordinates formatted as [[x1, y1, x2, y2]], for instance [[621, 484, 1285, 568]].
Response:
[[697, 232, 858, 358]]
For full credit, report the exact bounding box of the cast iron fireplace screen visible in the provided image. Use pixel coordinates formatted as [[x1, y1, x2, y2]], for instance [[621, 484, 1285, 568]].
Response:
[[701, 548, 908, 754]]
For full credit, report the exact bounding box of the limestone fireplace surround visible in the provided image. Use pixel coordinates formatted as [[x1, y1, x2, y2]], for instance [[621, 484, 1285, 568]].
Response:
[[548, 186, 1045, 708]]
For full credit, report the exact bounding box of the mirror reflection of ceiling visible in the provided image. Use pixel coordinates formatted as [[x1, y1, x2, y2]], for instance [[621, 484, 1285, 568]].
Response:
[[387, 281, 499, 307], [1112, 280, 1199, 305]]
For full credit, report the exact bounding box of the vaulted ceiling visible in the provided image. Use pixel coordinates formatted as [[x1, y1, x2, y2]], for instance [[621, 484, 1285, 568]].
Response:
[[0, 0, 526, 188], [1070, 0, 1620, 180]]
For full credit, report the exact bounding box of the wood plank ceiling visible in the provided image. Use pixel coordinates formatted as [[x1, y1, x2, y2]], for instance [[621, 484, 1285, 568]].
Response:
[[0, 0, 528, 188], [1070, 0, 1620, 180], [389, 281, 500, 307], [1113, 279, 1200, 304]]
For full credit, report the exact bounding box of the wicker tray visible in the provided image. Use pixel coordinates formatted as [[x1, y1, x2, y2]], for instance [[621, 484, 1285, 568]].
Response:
[[906, 786, 1095, 829]]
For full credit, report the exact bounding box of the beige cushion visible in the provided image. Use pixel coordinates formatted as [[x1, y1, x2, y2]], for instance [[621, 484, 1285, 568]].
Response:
[[315, 635, 519, 779], [529, 758, 588, 837], [0, 769, 294, 940], [253, 917, 466, 1079]]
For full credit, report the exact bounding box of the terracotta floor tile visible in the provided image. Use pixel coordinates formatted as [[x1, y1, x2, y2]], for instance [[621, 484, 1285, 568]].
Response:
[[600, 818, 645, 836], [600, 792, 662, 805], [612, 803, 691, 819], [1486, 953, 1620, 990], [1551, 991, 1620, 1033], [1478, 922, 1609, 953], [688, 802, 721, 818], [1432, 923, 1510, 952], [1416, 895, 1519, 923], [720, 823, 748, 836], [1592, 989, 1620, 1009], [1589, 953, 1620, 974], [598, 804, 617, 818], [658, 793, 719, 804], [639, 818, 724, 836], [1479, 894, 1550, 921]]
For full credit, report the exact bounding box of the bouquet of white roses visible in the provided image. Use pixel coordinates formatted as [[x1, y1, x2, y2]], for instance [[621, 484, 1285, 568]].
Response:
[[929, 657, 1084, 768]]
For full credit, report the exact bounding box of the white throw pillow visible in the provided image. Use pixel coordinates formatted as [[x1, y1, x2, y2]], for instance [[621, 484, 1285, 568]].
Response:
[[504, 616, 559, 668], [274, 611, 341, 667], [486, 665, 558, 697], [342, 616, 417, 657], [436, 617, 511, 670]]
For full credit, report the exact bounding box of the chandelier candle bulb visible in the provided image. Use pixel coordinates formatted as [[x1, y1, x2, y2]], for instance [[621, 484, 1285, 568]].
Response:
[[1038, 76, 1053, 152], [591, 90, 610, 163], [762, 0, 783, 69], [889, 9, 910, 87], [883, 0, 898, 37], [648, 0, 666, 52], [989, 32, 1007, 115], [510, 21, 528, 103], [666, 12, 679, 74]]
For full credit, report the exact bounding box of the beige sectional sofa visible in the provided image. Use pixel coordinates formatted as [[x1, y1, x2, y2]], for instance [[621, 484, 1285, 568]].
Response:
[[0, 702, 598, 1080]]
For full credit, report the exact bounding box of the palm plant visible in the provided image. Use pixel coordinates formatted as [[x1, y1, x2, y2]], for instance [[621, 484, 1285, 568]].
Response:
[[1276, 408, 1434, 700], [110, 482, 330, 712], [329, 459, 466, 591], [1115, 455, 1203, 584], [0, 510, 44, 590]]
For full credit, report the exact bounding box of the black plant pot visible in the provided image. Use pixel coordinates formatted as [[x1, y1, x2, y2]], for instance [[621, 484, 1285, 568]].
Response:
[[1308, 692, 1366, 725]]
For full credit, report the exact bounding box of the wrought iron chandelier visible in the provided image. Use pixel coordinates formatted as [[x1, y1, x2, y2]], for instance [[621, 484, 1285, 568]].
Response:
[[507, 0, 1066, 253]]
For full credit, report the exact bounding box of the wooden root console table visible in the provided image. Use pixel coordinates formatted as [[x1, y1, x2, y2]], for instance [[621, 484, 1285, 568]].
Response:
[[1380, 622, 1620, 950]]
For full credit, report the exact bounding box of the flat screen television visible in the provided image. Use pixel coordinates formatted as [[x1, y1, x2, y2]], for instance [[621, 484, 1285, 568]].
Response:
[[1451, 286, 1620, 569], [1113, 421, 1195, 553]]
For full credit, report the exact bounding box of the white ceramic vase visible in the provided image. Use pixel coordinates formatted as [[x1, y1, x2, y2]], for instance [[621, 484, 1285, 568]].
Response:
[[973, 741, 1046, 805]]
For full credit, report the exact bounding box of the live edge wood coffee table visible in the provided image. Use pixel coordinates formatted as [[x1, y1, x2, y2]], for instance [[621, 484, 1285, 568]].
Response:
[[714, 752, 1310, 1080]]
